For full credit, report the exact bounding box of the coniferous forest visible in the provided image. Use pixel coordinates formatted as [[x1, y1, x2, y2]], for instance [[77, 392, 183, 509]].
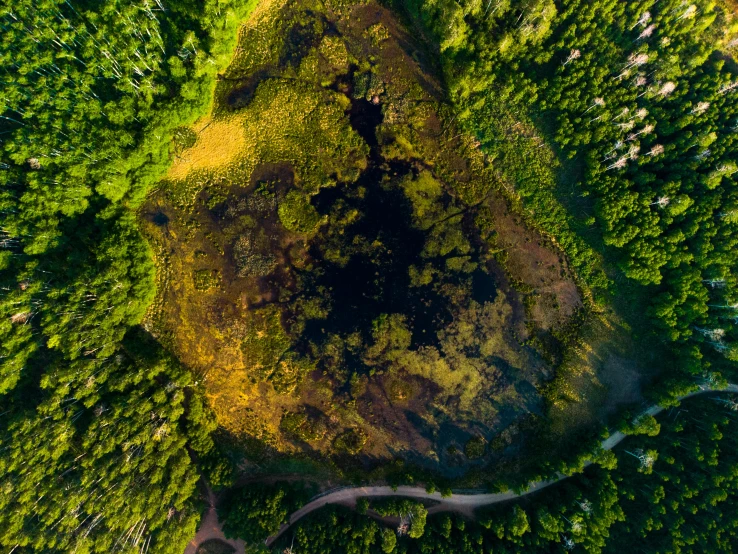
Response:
[[2, 0, 738, 553]]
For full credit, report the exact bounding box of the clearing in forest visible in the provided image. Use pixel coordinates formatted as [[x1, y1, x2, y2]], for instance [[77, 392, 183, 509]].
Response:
[[141, 0, 582, 474]]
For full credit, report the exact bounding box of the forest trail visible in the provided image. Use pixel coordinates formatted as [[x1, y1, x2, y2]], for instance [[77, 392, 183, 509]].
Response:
[[263, 384, 738, 546], [184, 486, 246, 554], [187, 384, 738, 552]]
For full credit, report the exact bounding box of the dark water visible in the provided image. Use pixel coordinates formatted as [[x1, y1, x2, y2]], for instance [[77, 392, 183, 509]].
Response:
[[226, 70, 270, 110], [152, 210, 169, 226], [298, 96, 487, 358], [471, 267, 498, 304], [306, 171, 454, 348], [348, 97, 382, 148]]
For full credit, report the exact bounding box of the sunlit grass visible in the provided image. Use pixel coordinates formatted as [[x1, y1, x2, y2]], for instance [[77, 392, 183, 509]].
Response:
[[168, 115, 249, 180]]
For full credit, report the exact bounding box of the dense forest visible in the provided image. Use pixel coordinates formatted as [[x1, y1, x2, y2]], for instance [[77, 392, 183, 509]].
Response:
[[0, 0, 256, 551], [2, 0, 738, 553], [401, 0, 738, 397]]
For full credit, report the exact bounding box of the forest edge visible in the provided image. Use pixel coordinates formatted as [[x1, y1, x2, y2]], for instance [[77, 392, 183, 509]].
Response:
[[183, 382, 738, 553]]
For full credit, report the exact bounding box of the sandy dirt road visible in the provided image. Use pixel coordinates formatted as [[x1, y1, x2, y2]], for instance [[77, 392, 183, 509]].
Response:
[[186, 384, 738, 552]]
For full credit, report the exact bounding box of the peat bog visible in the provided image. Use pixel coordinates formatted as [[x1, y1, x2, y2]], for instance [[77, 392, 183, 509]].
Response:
[[141, 0, 582, 476]]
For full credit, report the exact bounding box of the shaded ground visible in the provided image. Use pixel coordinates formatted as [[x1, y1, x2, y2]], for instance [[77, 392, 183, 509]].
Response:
[[262, 383, 738, 547], [185, 378, 730, 554], [185, 488, 245, 554]]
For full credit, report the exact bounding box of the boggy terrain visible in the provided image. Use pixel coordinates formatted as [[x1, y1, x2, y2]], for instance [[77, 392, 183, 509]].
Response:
[[141, 0, 581, 472]]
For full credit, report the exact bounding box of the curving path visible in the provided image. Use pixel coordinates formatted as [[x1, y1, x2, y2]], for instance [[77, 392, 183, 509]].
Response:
[[264, 479, 564, 546], [599, 383, 738, 450], [263, 384, 738, 546], [185, 384, 738, 551]]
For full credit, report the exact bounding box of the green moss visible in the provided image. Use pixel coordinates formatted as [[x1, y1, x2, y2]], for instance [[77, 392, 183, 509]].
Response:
[[241, 306, 292, 377], [401, 171, 444, 226], [408, 264, 436, 286], [272, 353, 316, 395], [255, 181, 276, 199], [240, 79, 369, 193], [445, 255, 476, 272], [464, 436, 486, 459], [278, 190, 323, 234], [366, 23, 391, 46], [298, 35, 352, 84], [280, 411, 325, 441], [193, 269, 220, 291], [364, 314, 412, 365], [206, 188, 228, 210], [296, 296, 330, 320], [333, 428, 367, 454], [241, 306, 316, 394], [353, 71, 385, 101], [387, 377, 415, 402]]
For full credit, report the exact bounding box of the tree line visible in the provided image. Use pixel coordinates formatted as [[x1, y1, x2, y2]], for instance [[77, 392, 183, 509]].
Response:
[[396, 0, 738, 397], [0, 0, 257, 551], [270, 394, 738, 553]]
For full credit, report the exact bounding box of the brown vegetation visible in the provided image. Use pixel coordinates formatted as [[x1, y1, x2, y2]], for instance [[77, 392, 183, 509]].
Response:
[[140, 0, 583, 474]]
